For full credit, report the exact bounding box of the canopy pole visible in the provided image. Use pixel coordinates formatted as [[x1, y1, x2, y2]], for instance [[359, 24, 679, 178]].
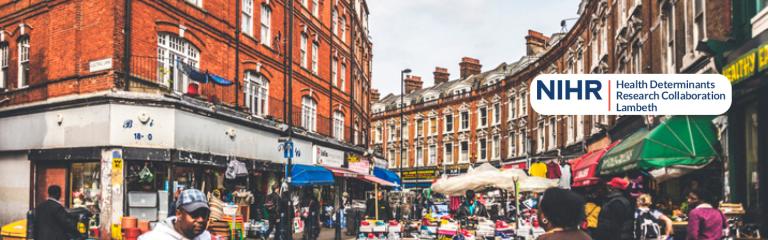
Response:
[[375, 184, 379, 220], [514, 179, 520, 229]]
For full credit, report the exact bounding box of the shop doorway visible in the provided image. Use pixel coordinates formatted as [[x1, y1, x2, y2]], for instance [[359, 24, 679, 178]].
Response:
[[34, 163, 67, 207]]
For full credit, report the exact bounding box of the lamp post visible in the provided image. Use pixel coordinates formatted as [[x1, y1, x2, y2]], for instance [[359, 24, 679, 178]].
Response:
[[399, 68, 411, 189]]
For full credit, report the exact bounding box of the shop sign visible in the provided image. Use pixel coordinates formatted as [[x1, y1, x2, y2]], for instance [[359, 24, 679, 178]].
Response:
[[313, 145, 343, 167], [347, 154, 370, 174], [373, 157, 387, 169], [722, 41, 768, 84], [402, 169, 436, 180]]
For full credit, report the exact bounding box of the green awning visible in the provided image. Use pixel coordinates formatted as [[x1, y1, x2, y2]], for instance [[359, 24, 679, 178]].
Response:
[[599, 116, 719, 175]]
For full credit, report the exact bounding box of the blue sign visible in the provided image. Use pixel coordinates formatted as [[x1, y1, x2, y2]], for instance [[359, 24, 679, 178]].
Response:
[[283, 141, 294, 159]]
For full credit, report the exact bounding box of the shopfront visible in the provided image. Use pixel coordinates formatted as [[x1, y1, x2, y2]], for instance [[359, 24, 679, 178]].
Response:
[[721, 28, 768, 231]]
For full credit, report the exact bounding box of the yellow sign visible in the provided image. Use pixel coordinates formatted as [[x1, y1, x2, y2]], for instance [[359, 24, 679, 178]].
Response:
[[723, 49, 756, 84], [112, 157, 123, 169], [759, 43, 768, 72], [347, 154, 359, 163]]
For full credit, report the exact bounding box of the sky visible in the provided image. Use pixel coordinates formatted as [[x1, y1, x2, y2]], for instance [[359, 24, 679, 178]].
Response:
[[368, 0, 582, 96]]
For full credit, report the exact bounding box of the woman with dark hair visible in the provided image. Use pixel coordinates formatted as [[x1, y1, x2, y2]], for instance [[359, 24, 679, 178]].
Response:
[[686, 190, 725, 240], [536, 188, 592, 240]]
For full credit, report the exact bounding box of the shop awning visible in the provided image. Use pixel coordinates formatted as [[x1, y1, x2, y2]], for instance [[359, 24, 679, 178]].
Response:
[[373, 167, 401, 187], [599, 116, 719, 175], [290, 164, 335, 186], [570, 140, 621, 187], [324, 166, 397, 187]]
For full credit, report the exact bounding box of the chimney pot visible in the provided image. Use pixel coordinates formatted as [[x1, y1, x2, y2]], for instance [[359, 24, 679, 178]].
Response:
[[433, 67, 450, 85], [459, 57, 482, 79]]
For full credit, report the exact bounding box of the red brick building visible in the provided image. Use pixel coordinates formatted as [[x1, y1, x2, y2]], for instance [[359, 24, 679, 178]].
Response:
[[370, 0, 730, 188], [0, 0, 373, 231]]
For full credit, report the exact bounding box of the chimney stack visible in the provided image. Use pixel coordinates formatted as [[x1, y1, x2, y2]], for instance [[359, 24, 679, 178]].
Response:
[[525, 30, 550, 56], [404, 75, 423, 94], [433, 67, 450, 85], [459, 57, 482, 79], [370, 88, 380, 102]]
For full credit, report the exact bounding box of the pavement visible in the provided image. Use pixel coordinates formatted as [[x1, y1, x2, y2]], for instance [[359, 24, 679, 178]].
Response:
[[247, 227, 356, 240]]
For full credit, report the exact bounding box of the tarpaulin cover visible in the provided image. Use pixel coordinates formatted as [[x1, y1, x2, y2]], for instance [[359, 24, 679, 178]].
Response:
[[290, 164, 335, 186], [324, 166, 397, 187], [207, 73, 234, 86], [599, 116, 719, 175]]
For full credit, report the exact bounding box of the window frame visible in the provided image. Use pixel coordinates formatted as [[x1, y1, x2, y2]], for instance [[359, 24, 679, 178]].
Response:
[[300, 33, 308, 68], [301, 96, 317, 132], [17, 37, 30, 88], [460, 141, 469, 163], [460, 111, 470, 130], [242, 0, 254, 36], [260, 4, 272, 47], [311, 41, 319, 74], [333, 111, 345, 141], [444, 143, 453, 165], [445, 114, 454, 133], [157, 33, 200, 94], [478, 137, 488, 161], [244, 71, 269, 117], [0, 44, 8, 89]]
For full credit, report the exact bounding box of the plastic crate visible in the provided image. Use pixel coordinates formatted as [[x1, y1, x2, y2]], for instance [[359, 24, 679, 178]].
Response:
[[129, 207, 158, 222], [128, 192, 157, 207]]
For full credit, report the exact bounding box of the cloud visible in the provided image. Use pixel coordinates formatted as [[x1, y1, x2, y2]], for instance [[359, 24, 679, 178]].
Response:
[[369, 0, 581, 96]]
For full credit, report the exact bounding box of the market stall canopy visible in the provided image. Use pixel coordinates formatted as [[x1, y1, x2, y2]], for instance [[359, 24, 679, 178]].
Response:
[[291, 164, 335, 186], [599, 116, 719, 176], [373, 167, 401, 187], [324, 166, 397, 187], [431, 163, 505, 196], [517, 177, 559, 193], [570, 140, 621, 187]]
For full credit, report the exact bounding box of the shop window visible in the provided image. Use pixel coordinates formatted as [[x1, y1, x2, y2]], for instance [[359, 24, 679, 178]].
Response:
[[69, 162, 100, 214], [745, 103, 759, 208]]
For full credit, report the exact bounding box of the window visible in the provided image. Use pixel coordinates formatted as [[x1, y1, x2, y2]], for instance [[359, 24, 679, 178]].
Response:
[[242, 0, 254, 36], [444, 143, 453, 165], [332, 9, 338, 35], [664, 10, 675, 72], [244, 71, 269, 116], [479, 107, 487, 127], [478, 137, 487, 161], [312, 42, 319, 74], [353, 121, 359, 145], [509, 96, 516, 119], [301, 0, 307, 8], [538, 122, 545, 151], [389, 124, 396, 140], [333, 111, 344, 141], [332, 58, 338, 87], [460, 141, 469, 163], [185, 0, 202, 7], [429, 117, 437, 135], [375, 127, 382, 143], [576, 115, 585, 140], [300, 33, 308, 68], [400, 147, 408, 167], [493, 135, 500, 160], [521, 131, 528, 155], [340, 17, 347, 42], [17, 37, 29, 88], [445, 114, 454, 133], [600, 19, 608, 56], [157, 33, 199, 93], [693, 0, 704, 48], [0, 44, 7, 89], [461, 111, 469, 130], [429, 145, 437, 166], [388, 149, 396, 168], [416, 147, 423, 167], [549, 118, 556, 149], [416, 119, 423, 137], [312, 0, 319, 17], [493, 103, 501, 125], [508, 132, 515, 158], [632, 45, 642, 73], [260, 4, 272, 47], [301, 96, 317, 132], [520, 92, 528, 116], [402, 121, 409, 140], [566, 116, 574, 144], [340, 64, 346, 91]]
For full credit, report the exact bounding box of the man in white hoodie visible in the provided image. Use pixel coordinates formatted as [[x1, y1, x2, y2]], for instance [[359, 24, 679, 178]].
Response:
[[139, 189, 212, 240]]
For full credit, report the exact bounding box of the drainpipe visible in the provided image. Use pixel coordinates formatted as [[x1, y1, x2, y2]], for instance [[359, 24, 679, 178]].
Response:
[[123, 0, 132, 91], [234, 0, 241, 110]]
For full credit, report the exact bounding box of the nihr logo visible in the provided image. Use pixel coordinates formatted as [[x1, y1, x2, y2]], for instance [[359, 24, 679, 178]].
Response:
[[536, 79, 602, 100]]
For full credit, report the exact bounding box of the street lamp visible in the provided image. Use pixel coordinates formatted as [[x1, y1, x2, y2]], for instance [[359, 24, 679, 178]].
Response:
[[399, 68, 411, 189]]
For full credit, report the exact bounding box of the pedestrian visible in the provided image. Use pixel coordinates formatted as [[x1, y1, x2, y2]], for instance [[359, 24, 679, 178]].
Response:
[[366, 191, 392, 221], [535, 187, 591, 240], [301, 188, 321, 240], [276, 190, 294, 240], [594, 177, 634, 240], [33, 185, 79, 240], [456, 190, 489, 223], [634, 194, 673, 240], [686, 190, 726, 240], [139, 188, 212, 239], [264, 184, 281, 239]]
